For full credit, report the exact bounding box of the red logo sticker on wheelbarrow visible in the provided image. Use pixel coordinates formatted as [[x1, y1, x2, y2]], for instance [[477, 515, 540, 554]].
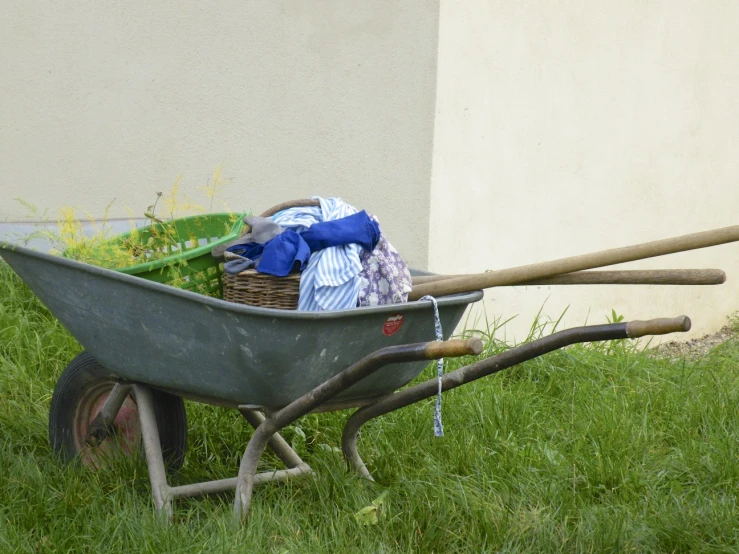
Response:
[[383, 314, 404, 336]]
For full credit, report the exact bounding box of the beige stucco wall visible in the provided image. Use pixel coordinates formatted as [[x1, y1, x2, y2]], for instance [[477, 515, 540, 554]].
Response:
[[4, 1, 737, 343], [0, 1, 439, 268], [430, 1, 739, 342]]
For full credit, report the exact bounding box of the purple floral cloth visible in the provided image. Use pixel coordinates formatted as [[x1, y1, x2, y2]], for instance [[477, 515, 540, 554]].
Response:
[[357, 217, 412, 307]]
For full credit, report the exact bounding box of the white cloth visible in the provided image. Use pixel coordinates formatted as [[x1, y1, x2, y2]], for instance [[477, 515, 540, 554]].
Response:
[[271, 197, 363, 311]]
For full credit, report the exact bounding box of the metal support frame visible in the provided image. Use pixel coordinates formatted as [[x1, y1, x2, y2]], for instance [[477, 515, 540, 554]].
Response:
[[341, 317, 690, 480], [232, 338, 482, 519], [80, 318, 688, 521], [82, 338, 480, 520], [127, 385, 312, 518]]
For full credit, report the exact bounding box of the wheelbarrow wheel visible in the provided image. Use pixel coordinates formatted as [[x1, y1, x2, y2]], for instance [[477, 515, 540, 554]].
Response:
[[49, 351, 187, 472]]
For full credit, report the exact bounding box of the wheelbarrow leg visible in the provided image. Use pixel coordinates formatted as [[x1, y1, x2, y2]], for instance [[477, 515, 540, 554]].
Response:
[[342, 411, 377, 481], [342, 317, 692, 480], [239, 408, 308, 470], [132, 384, 173, 519], [233, 338, 484, 521], [233, 422, 280, 521]]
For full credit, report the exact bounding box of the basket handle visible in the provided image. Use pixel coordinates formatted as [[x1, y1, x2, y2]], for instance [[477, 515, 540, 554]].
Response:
[[259, 199, 320, 218]]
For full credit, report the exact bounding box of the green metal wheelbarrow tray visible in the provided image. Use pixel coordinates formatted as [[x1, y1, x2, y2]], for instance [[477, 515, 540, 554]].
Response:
[[0, 240, 696, 521]]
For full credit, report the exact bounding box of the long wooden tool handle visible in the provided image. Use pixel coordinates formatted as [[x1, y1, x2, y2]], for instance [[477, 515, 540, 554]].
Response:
[[409, 224, 739, 300], [412, 269, 726, 287]]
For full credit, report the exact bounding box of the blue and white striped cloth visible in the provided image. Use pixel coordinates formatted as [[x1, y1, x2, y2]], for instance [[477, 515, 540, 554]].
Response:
[[271, 197, 363, 311]]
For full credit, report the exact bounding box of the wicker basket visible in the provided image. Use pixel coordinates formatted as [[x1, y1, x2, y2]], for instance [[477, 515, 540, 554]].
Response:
[[223, 270, 301, 310], [220, 198, 320, 309]]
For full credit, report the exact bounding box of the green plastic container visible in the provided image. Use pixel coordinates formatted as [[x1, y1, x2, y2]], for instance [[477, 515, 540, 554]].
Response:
[[103, 213, 244, 297]]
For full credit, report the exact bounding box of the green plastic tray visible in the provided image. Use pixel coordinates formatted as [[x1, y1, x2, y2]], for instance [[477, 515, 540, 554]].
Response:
[[109, 212, 244, 297]]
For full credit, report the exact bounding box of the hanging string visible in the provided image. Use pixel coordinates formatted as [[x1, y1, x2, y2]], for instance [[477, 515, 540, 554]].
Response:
[[419, 295, 444, 437]]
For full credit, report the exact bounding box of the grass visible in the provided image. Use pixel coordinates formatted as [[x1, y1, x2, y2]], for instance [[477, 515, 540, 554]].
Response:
[[2, 262, 739, 553]]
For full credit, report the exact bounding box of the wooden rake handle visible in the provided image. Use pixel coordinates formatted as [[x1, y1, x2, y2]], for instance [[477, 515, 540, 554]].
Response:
[[409, 225, 739, 300], [412, 269, 727, 287]]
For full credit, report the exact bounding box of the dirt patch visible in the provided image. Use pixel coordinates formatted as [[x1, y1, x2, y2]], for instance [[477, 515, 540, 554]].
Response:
[[651, 325, 738, 361]]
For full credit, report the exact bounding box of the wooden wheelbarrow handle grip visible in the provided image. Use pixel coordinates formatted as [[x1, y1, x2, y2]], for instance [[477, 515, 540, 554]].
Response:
[[424, 338, 483, 359], [626, 316, 692, 338]]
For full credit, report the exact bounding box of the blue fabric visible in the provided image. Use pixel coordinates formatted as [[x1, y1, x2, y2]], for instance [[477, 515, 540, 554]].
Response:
[[301, 211, 380, 253], [225, 204, 380, 283], [225, 242, 265, 261], [258, 232, 312, 277], [271, 198, 368, 311], [223, 234, 313, 277]]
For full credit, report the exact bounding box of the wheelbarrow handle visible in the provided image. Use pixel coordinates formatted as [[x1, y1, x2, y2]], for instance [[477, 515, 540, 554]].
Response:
[[625, 316, 692, 338], [425, 338, 483, 359]]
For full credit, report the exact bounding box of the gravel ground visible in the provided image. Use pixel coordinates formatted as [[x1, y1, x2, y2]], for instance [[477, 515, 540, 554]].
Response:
[[651, 324, 738, 361]]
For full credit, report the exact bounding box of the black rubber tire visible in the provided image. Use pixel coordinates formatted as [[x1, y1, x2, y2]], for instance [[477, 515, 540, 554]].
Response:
[[49, 351, 188, 472]]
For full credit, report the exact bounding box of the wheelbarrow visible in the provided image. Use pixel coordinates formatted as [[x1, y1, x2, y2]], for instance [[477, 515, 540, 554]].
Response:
[[1, 208, 737, 521]]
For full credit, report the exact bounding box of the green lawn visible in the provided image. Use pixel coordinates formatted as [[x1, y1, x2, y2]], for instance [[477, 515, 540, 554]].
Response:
[[1, 262, 738, 553]]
